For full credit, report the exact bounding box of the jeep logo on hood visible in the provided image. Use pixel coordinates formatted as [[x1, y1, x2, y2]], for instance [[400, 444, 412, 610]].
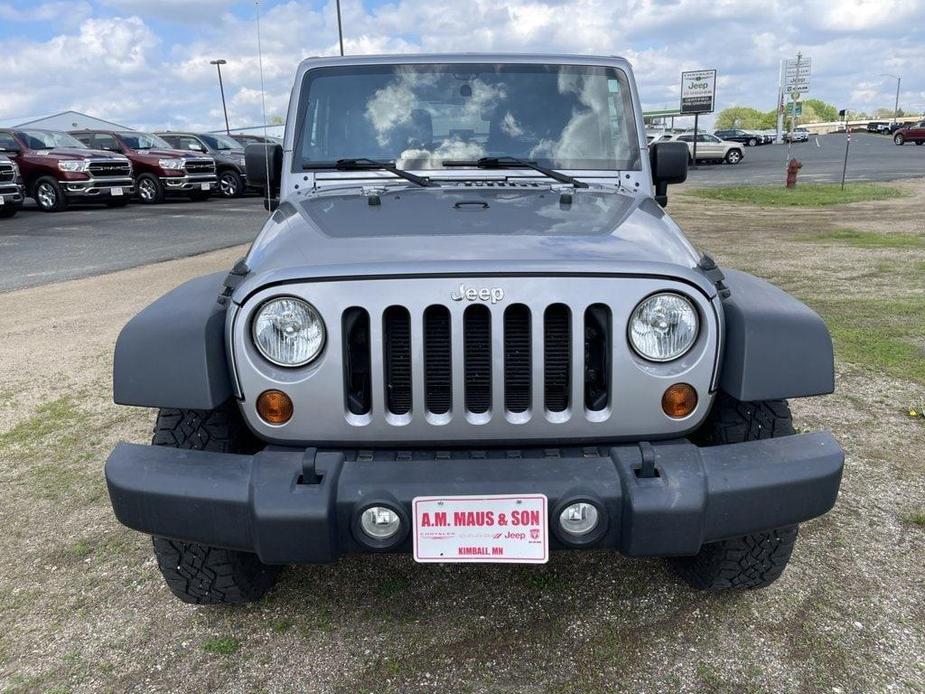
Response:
[[450, 284, 505, 304]]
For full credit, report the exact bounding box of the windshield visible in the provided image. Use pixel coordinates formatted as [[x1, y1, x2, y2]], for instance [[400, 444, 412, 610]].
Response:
[[200, 134, 242, 150], [118, 131, 171, 150], [20, 130, 87, 150], [295, 63, 640, 171]]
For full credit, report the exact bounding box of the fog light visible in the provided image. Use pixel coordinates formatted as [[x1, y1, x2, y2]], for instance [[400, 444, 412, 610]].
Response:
[[256, 389, 293, 424], [559, 502, 599, 536], [662, 383, 697, 418], [360, 506, 401, 540]]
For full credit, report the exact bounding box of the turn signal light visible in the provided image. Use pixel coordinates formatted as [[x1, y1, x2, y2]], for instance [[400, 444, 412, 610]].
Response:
[[662, 383, 697, 418], [256, 390, 293, 424]]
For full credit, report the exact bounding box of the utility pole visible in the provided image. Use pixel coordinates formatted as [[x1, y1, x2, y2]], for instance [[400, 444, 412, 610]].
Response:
[[775, 59, 785, 144], [210, 59, 230, 134], [335, 0, 344, 56], [881, 73, 901, 124]]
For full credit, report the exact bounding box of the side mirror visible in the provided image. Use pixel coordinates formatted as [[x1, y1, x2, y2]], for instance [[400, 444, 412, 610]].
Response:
[[649, 141, 688, 207], [246, 143, 283, 199]]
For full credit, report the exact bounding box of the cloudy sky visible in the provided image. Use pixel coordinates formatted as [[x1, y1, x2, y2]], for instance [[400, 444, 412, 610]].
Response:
[[0, 0, 922, 131]]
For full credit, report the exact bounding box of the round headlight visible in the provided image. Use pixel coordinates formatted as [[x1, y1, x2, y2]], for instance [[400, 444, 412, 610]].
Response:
[[628, 293, 698, 362], [252, 297, 325, 367]]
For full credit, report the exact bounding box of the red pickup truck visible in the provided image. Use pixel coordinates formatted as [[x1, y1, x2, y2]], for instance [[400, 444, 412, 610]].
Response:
[[893, 120, 925, 145], [0, 128, 134, 212], [70, 130, 217, 204]]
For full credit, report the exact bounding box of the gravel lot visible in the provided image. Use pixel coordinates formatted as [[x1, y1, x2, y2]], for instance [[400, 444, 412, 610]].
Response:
[[0, 181, 923, 693]]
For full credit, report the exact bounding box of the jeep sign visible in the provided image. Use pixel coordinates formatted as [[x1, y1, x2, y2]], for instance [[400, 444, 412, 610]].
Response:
[[680, 69, 717, 114]]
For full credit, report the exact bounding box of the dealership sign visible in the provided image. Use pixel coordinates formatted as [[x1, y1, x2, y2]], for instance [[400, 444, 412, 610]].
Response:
[[680, 69, 717, 114], [784, 55, 811, 95]]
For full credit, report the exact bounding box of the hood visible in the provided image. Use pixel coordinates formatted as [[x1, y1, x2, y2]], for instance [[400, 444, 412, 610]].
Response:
[[130, 148, 209, 160], [30, 148, 127, 161], [238, 185, 705, 299]]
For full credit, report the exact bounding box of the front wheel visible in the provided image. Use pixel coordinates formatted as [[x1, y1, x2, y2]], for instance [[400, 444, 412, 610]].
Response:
[[34, 177, 67, 212], [725, 149, 742, 165], [136, 173, 165, 204], [747, 138, 757, 147], [894, 133, 905, 145], [150, 403, 278, 604], [674, 394, 799, 590], [218, 170, 244, 198]]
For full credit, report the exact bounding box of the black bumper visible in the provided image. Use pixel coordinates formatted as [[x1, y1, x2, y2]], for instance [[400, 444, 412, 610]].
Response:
[[105, 433, 844, 564]]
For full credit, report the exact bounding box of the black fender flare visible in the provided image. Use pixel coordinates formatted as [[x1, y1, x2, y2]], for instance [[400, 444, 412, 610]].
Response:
[[113, 272, 232, 410], [719, 269, 834, 401]]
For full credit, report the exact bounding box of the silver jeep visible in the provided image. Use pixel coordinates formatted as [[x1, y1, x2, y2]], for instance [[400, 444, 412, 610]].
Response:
[[106, 54, 843, 604]]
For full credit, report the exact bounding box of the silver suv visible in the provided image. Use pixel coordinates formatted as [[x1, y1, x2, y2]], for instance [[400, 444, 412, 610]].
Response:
[[106, 54, 843, 604]]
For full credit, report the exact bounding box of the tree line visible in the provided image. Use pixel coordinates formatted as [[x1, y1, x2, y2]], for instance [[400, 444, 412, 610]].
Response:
[[714, 100, 906, 130]]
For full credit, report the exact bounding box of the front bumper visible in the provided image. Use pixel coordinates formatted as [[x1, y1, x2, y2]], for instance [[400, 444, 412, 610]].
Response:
[[0, 185, 24, 205], [105, 432, 843, 564], [160, 174, 217, 193], [63, 177, 135, 198]]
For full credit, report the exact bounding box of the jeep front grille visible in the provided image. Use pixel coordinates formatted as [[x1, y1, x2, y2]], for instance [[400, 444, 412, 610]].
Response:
[[88, 161, 131, 178], [342, 301, 612, 420]]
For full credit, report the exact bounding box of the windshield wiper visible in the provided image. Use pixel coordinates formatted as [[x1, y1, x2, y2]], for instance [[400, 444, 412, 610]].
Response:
[[303, 158, 435, 187], [442, 156, 589, 188]]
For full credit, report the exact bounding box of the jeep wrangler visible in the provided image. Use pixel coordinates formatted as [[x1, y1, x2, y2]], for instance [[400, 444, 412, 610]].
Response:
[[106, 55, 844, 605]]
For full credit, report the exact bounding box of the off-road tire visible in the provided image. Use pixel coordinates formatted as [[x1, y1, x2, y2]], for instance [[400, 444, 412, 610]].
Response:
[[152, 537, 280, 605], [675, 393, 798, 590], [150, 402, 277, 604], [676, 526, 799, 590]]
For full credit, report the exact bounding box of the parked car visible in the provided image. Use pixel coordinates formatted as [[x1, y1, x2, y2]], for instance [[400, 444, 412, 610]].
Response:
[[0, 128, 133, 212], [70, 130, 217, 204], [867, 121, 889, 134], [105, 53, 843, 605], [713, 129, 763, 147], [0, 154, 25, 217], [156, 131, 250, 198], [664, 132, 744, 164], [784, 128, 810, 143], [229, 133, 282, 148], [889, 121, 915, 135], [892, 120, 925, 145]]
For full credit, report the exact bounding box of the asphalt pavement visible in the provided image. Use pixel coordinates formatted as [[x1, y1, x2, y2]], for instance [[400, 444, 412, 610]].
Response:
[[687, 132, 924, 186], [0, 196, 266, 292]]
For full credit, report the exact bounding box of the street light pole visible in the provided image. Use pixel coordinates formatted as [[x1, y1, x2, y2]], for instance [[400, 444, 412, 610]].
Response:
[[881, 73, 901, 125], [210, 59, 230, 134]]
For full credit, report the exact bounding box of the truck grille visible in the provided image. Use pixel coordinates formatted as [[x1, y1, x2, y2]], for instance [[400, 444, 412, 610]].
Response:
[[88, 161, 131, 178], [0, 164, 13, 183], [342, 302, 612, 420], [185, 159, 215, 174]]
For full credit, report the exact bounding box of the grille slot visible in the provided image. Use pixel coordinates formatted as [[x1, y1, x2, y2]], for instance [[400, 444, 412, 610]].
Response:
[[383, 306, 412, 415], [0, 165, 13, 183], [584, 304, 611, 412], [464, 305, 492, 414], [544, 304, 571, 412], [423, 305, 452, 415], [504, 304, 531, 413], [185, 159, 215, 174], [342, 307, 371, 415]]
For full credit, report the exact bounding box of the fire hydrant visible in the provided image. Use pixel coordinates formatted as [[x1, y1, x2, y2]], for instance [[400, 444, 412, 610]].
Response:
[[786, 158, 802, 188]]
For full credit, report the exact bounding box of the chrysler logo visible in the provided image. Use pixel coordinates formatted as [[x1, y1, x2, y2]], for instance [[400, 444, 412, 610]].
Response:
[[450, 283, 505, 304]]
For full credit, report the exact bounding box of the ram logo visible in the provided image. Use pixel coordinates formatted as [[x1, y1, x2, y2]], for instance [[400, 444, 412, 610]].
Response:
[[450, 284, 505, 304]]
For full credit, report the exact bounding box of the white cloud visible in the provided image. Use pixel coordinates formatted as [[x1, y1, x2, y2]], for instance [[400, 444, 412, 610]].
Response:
[[0, 0, 923, 133]]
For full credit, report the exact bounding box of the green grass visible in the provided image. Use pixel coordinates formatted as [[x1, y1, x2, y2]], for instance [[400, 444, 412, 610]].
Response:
[[806, 228, 925, 248], [813, 296, 925, 384], [901, 510, 925, 528], [686, 183, 906, 207], [201, 637, 240, 655]]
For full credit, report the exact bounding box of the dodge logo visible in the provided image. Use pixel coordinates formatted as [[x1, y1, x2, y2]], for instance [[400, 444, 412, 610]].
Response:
[[450, 283, 505, 304]]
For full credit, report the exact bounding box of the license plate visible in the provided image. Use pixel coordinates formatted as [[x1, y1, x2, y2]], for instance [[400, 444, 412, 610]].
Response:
[[200, 183, 210, 191], [111, 187, 123, 196], [413, 494, 548, 563]]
